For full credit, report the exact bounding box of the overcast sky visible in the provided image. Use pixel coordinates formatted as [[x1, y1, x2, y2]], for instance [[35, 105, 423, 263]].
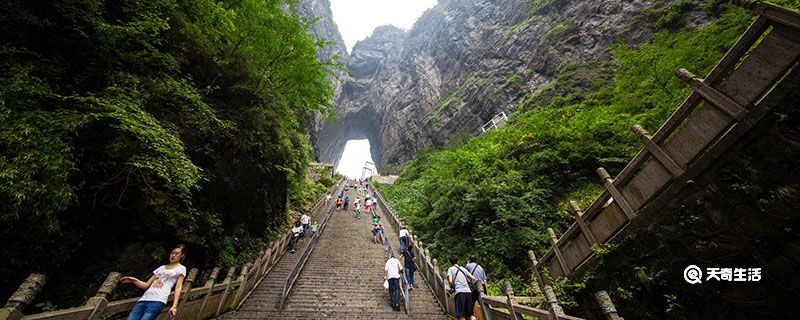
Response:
[[336, 139, 378, 178], [330, 0, 437, 52]]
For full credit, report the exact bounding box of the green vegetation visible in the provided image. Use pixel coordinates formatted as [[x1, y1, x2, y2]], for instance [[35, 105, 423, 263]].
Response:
[[1, 0, 338, 302], [382, 2, 758, 298], [528, 0, 557, 15]]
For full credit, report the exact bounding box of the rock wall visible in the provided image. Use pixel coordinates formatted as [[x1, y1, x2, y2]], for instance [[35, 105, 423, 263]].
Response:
[[313, 0, 713, 170]]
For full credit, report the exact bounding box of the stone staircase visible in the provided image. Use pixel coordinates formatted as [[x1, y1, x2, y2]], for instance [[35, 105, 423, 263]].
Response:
[[224, 186, 449, 319]]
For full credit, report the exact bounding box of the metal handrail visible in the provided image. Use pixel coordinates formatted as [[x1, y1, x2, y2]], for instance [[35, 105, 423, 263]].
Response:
[[379, 228, 410, 314], [279, 183, 343, 311]]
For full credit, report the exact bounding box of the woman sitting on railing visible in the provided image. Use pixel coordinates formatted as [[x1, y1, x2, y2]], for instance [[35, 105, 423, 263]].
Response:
[[120, 244, 187, 320]]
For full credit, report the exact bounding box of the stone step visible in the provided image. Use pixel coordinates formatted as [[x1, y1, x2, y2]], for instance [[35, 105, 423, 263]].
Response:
[[223, 186, 448, 319]]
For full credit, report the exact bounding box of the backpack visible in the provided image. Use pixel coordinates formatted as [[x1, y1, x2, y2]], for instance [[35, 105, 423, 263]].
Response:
[[450, 267, 479, 295]]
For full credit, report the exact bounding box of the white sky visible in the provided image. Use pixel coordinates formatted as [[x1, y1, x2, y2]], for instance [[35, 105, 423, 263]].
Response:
[[330, 0, 438, 52], [336, 139, 379, 179]]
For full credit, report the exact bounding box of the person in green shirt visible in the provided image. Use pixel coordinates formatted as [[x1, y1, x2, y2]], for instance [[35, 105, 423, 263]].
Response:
[[311, 221, 318, 235]]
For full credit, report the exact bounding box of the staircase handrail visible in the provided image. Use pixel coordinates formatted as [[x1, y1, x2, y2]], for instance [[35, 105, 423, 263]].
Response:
[[279, 182, 344, 311]]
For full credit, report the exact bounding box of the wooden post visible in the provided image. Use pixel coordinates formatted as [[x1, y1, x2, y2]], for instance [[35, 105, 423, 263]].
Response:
[[198, 267, 220, 318], [262, 249, 272, 276], [232, 264, 251, 308], [676, 68, 748, 121], [597, 167, 637, 220], [0, 274, 47, 320], [215, 267, 236, 316], [568, 201, 598, 247], [529, 251, 565, 319], [501, 281, 519, 320], [631, 125, 685, 178], [733, 0, 800, 29], [526, 251, 544, 297], [433, 258, 448, 314], [177, 268, 199, 320], [255, 250, 266, 277], [547, 228, 570, 276], [595, 291, 623, 320], [85, 272, 121, 320]]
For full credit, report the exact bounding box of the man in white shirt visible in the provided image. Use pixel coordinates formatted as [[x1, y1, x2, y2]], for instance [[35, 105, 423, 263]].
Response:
[[384, 256, 404, 311], [448, 255, 477, 320]]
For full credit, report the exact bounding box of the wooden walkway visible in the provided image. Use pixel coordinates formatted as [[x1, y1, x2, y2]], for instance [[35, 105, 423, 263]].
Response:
[[534, 0, 800, 281]]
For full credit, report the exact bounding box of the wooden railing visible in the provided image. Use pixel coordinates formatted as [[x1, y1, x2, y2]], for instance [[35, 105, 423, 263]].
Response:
[[535, 0, 800, 280], [0, 180, 342, 320], [374, 189, 604, 320], [373, 4, 800, 319]]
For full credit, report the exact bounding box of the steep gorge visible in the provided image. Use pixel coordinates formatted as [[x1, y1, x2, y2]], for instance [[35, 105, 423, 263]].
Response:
[[312, 0, 715, 170]]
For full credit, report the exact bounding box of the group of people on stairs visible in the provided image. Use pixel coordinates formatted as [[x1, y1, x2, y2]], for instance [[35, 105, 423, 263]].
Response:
[[448, 255, 488, 320]]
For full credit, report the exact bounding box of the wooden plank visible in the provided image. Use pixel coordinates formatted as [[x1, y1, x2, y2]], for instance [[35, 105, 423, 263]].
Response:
[[98, 298, 138, 317], [608, 17, 770, 191], [570, 201, 598, 246], [481, 296, 552, 319], [547, 228, 570, 276], [620, 158, 674, 209], [589, 204, 628, 244], [736, 0, 800, 29], [677, 69, 748, 120], [597, 168, 637, 220], [662, 101, 732, 166], [632, 125, 686, 177], [559, 231, 593, 272], [21, 307, 93, 320], [721, 24, 800, 106]]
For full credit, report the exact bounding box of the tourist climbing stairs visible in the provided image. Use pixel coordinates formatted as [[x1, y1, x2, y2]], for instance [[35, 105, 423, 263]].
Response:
[[223, 184, 449, 319]]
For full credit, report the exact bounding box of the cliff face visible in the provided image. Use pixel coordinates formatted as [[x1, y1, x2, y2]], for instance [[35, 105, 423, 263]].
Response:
[[294, 0, 348, 149], [314, 0, 712, 170]]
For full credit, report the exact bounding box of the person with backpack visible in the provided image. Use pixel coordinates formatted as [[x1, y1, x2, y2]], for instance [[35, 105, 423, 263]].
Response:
[[466, 255, 488, 318], [400, 243, 417, 290], [447, 255, 478, 320], [343, 196, 349, 210]]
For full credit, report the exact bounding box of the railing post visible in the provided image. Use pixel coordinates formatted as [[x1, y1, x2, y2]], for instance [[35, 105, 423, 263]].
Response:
[[597, 167, 637, 220], [676, 68, 747, 121], [595, 291, 623, 320], [232, 264, 251, 308], [85, 272, 121, 320], [568, 200, 598, 247], [501, 281, 519, 320], [526, 250, 544, 297], [0, 274, 47, 320], [631, 125, 685, 177], [433, 258, 448, 315], [198, 267, 220, 318], [177, 268, 199, 320], [547, 228, 570, 276], [529, 251, 565, 319], [215, 267, 237, 316]]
